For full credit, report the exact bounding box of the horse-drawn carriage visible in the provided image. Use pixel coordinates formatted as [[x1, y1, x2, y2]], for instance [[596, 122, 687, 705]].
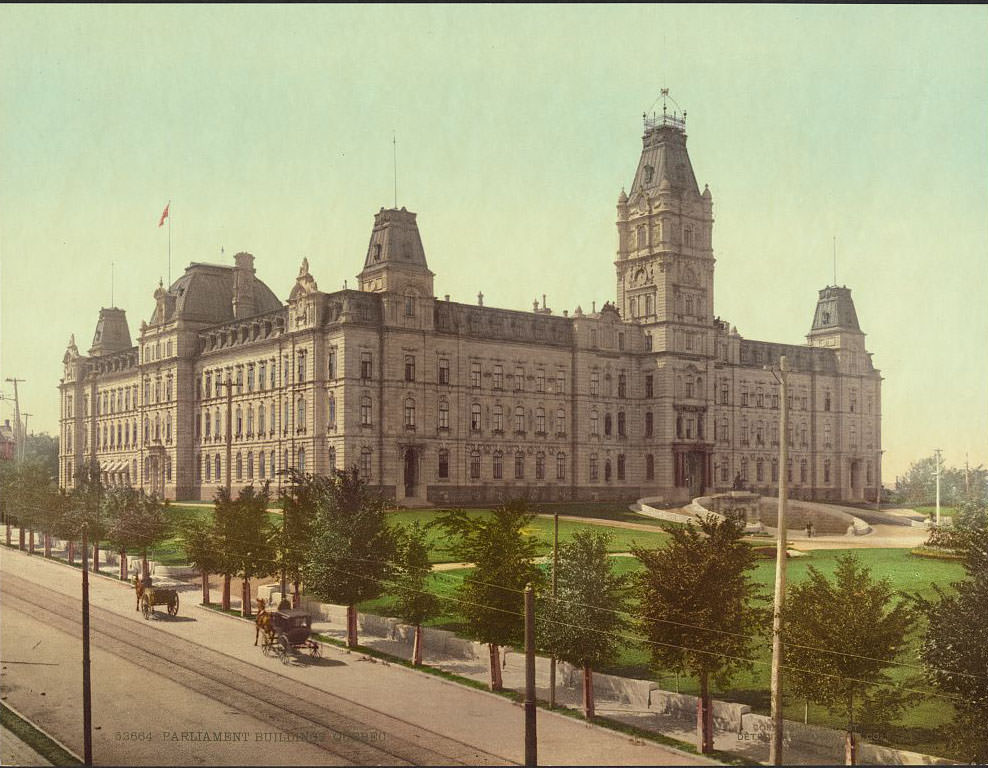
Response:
[[134, 575, 179, 620], [255, 600, 321, 663]]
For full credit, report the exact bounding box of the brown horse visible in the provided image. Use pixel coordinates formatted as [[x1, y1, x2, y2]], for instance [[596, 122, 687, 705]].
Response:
[[254, 598, 272, 645], [134, 575, 144, 611]]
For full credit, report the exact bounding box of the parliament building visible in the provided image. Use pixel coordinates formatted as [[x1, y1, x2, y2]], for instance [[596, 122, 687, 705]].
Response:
[[59, 107, 883, 505]]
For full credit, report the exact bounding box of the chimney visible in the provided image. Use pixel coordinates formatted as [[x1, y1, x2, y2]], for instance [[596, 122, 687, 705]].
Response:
[[232, 252, 257, 319]]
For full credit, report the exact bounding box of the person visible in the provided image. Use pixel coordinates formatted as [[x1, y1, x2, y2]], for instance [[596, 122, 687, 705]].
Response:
[[732, 472, 744, 491]]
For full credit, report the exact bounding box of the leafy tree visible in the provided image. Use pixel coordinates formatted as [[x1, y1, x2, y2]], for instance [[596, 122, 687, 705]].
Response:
[[916, 499, 988, 763], [537, 530, 627, 719], [68, 460, 109, 569], [276, 469, 324, 607], [180, 514, 223, 605], [894, 454, 987, 507], [390, 521, 440, 665], [437, 500, 544, 690], [304, 467, 395, 648], [102, 486, 143, 579], [212, 483, 275, 616], [784, 554, 917, 765], [99, 486, 169, 579], [632, 514, 766, 754], [23, 432, 59, 480], [10, 460, 56, 553]]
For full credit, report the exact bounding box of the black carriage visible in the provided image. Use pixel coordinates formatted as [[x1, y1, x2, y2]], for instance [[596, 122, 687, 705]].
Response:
[[260, 606, 321, 663]]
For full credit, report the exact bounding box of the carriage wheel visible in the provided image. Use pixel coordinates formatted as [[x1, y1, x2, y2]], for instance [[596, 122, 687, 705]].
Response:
[[309, 641, 321, 659], [141, 596, 151, 620], [261, 639, 273, 657], [277, 635, 291, 665], [167, 594, 179, 616]]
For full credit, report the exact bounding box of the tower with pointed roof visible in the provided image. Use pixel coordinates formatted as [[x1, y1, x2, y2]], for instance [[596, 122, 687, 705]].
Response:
[[615, 98, 714, 358]]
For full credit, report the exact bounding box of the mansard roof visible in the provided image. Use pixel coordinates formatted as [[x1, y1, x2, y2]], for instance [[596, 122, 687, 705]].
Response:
[[153, 262, 282, 326], [361, 207, 431, 272], [810, 285, 862, 334]]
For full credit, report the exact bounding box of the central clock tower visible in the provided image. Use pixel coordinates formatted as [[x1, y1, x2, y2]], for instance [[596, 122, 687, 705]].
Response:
[[615, 101, 715, 357]]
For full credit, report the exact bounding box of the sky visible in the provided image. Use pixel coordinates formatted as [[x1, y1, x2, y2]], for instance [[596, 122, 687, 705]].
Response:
[[1, 5, 985, 482]]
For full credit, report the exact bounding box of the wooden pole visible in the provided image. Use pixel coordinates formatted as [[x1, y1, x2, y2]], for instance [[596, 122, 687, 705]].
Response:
[[549, 512, 558, 708], [769, 355, 790, 765], [524, 584, 537, 767], [81, 524, 93, 765]]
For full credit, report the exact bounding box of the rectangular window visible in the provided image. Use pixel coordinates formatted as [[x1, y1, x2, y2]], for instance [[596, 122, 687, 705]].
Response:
[[470, 453, 481, 480], [590, 371, 599, 396], [471, 362, 481, 388], [514, 453, 524, 479], [645, 375, 653, 399], [493, 453, 503, 480], [405, 355, 415, 382], [438, 358, 450, 385], [361, 352, 373, 380], [297, 351, 306, 383], [439, 450, 449, 480], [536, 369, 545, 392], [535, 454, 545, 480], [556, 372, 565, 395], [247, 365, 255, 392], [327, 350, 336, 380], [514, 366, 524, 391], [556, 453, 566, 480], [493, 365, 503, 390], [259, 362, 266, 390]]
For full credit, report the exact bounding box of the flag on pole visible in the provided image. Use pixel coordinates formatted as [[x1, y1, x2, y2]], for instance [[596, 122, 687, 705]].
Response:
[[158, 202, 170, 227]]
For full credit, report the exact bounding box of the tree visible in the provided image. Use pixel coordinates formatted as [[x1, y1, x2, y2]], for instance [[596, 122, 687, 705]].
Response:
[[894, 454, 987, 507], [916, 499, 988, 763], [23, 432, 59, 481], [304, 467, 395, 648], [632, 514, 766, 754], [181, 515, 223, 605], [211, 488, 239, 609], [102, 486, 143, 579], [437, 500, 544, 690], [390, 521, 440, 665], [784, 554, 917, 765], [277, 469, 323, 607], [101, 487, 170, 579], [226, 483, 277, 617], [537, 530, 627, 719], [69, 460, 108, 569]]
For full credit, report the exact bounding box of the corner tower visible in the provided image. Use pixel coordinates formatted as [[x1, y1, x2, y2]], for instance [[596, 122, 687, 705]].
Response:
[[615, 94, 714, 356], [358, 207, 435, 299]]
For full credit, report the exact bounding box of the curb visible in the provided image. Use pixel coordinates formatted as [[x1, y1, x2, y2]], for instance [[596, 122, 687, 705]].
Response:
[[1, 698, 83, 765]]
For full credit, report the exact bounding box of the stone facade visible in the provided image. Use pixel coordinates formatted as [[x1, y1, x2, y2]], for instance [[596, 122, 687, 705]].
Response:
[[59, 109, 882, 504]]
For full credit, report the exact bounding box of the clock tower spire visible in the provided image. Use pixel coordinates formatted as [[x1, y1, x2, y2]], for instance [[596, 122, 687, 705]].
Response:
[[615, 93, 715, 357]]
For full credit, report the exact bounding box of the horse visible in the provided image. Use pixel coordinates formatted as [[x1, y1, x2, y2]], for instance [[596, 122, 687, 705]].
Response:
[[134, 575, 144, 610], [254, 598, 272, 645]]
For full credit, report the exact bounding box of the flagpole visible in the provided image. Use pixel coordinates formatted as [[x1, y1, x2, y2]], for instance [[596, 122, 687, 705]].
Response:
[[168, 202, 172, 285]]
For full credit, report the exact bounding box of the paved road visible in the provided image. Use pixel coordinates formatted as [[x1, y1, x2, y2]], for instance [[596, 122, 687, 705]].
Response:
[[1, 547, 712, 766]]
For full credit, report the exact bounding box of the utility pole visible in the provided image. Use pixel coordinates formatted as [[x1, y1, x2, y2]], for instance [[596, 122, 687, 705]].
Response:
[[769, 355, 790, 766], [81, 522, 93, 766], [934, 449, 942, 527], [524, 583, 537, 768], [5, 377, 24, 461], [216, 376, 234, 495], [21, 414, 32, 457], [549, 512, 559, 708]]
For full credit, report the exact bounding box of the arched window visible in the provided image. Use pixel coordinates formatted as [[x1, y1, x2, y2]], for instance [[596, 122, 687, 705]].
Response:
[[214, 408, 221, 438], [589, 453, 599, 482], [404, 397, 416, 428], [258, 451, 265, 479], [258, 403, 266, 435], [327, 393, 335, 429], [645, 454, 654, 480], [247, 406, 254, 436], [590, 409, 599, 436], [236, 453, 243, 480], [470, 450, 481, 480], [617, 411, 626, 436], [296, 397, 306, 429], [298, 447, 306, 474], [205, 410, 211, 437], [493, 404, 503, 432], [617, 454, 626, 480], [471, 403, 482, 431], [535, 452, 545, 480], [215, 455, 222, 480], [556, 452, 566, 480], [246, 452, 254, 480], [493, 451, 503, 480], [154, 414, 160, 441], [604, 459, 612, 482], [205, 454, 211, 481], [555, 408, 566, 435], [361, 396, 372, 426], [438, 399, 449, 430], [236, 406, 243, 436], [604, 413, 612, 436], [328, 447, 336, 472], [514, 452, 525, 479]]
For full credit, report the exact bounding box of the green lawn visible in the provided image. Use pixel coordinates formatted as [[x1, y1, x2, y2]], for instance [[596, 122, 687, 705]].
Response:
[[385, 508, 671, 563], [912, 505, 958, 520]]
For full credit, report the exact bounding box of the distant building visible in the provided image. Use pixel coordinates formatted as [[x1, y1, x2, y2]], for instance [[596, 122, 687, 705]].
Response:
[[59, 106, 882, 504], [0, 420, 15, 461]]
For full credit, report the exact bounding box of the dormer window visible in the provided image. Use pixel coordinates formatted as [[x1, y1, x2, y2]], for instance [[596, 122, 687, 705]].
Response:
[[644, 165, 654, 184], [373, 243, 382, 261]]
